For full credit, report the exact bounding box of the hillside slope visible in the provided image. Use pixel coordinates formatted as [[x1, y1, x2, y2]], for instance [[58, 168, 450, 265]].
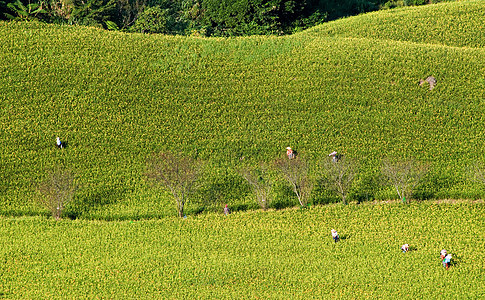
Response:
[[303, 0, 485, 48], [0, 0, 484, 217]]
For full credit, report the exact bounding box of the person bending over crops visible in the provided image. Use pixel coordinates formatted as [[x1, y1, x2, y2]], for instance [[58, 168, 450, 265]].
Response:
[[440, 249, 447, 261], [329, 151, 343, 162], [443, 253, 452, 270], [223, 204, 230, 216], [401, 244, 409, 253], [56, 137, 64, 149], [286, 147, 295, 159], [331, 229, 339, 243], [440, 249, 451, 269]]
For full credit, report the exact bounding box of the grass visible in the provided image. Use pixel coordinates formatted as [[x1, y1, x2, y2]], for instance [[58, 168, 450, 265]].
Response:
[[304, 0, 485, 48], [0, 202, 483, 298], [1, 3, 484, 297], [0, 1, 484, 218]]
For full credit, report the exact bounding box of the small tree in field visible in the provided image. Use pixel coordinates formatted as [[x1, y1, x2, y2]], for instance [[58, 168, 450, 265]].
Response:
[[471, 161, 485, 186], [381, 157, 429, 203], [37, 167, 78, 220], [320, 156, 358, 205], [239, 164, 274, 210], [147, 152, 200, 218], [274, 155, 313, 207]]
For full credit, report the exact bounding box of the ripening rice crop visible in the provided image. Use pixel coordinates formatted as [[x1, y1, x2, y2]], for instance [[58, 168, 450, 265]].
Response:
[[0, 202, 483, 298], [0, 0, 484, 218]]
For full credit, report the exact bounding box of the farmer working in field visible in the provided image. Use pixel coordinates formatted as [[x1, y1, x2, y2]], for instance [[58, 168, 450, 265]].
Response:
[[331, 229, 339, 243], [440, 249, 453, 269], [444, 254, 452, 270], [286, 147, 295, 159], [329, 151, 338, 162], [401, 244, 409, 253], [223, 204, 230, 216], [440, 249, 447, 261], [56, 137, 64, 149], [441, 251, 452, 270]]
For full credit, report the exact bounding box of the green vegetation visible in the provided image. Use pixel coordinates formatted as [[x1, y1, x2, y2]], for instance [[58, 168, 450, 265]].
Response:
[[1, 202, 484, 298], [304, 0, 485, 48], [1, 0, 485, 219], [0, 0, 456, 36], [0, 2, 484, 298]]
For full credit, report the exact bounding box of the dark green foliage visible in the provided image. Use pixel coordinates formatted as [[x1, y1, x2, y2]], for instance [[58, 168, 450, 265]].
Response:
[[4, 0, 47, 21], [198, 0, 376, 36], [71, 0, 118, 27], [379, 0, 450, 9], [130, 5, 171, 33], [129, 0, 193, 34], [314, 0, 377, 21], [1, 0, 457, 35], [0, 0, 8, 20]]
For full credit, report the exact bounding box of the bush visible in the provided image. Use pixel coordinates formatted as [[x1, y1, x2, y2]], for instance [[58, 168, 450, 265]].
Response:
[[130, 5, 172, 34]]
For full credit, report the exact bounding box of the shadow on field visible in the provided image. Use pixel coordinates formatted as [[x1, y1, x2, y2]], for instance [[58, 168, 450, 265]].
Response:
[[450, 253, 462, 268], [191, 203, 250, 216], [193, 173, 252, 214], [271, 185, 298, 210], [231, 203, 249, 212], [66, 185, 127, 219], [339, 234, 351, 241]]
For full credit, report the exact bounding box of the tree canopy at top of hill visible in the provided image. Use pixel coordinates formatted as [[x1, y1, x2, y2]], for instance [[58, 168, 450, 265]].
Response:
[[0, 0, 484, 218], [0, 0, 456, 36]]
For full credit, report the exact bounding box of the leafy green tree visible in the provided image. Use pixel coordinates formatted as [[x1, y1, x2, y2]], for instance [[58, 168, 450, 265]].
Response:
[[199, 0, 310, 36], [130, 5, 171, 33], [70, 0, 147, 29], [117, 0, 148, 29], [71, 0, 118, 27], [4, 0, 47, 21], [128, 0, 193, 34]]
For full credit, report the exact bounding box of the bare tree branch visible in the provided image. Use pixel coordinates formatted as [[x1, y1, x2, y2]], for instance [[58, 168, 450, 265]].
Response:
[[239, 163, 274, 210], [274, 155, 313, 207], [37, 167, 78, 220], [146, 152, 200, 217], [381, 157, 429, 203], [320, 156, 358, 205], [470, 161, 485, 186]]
